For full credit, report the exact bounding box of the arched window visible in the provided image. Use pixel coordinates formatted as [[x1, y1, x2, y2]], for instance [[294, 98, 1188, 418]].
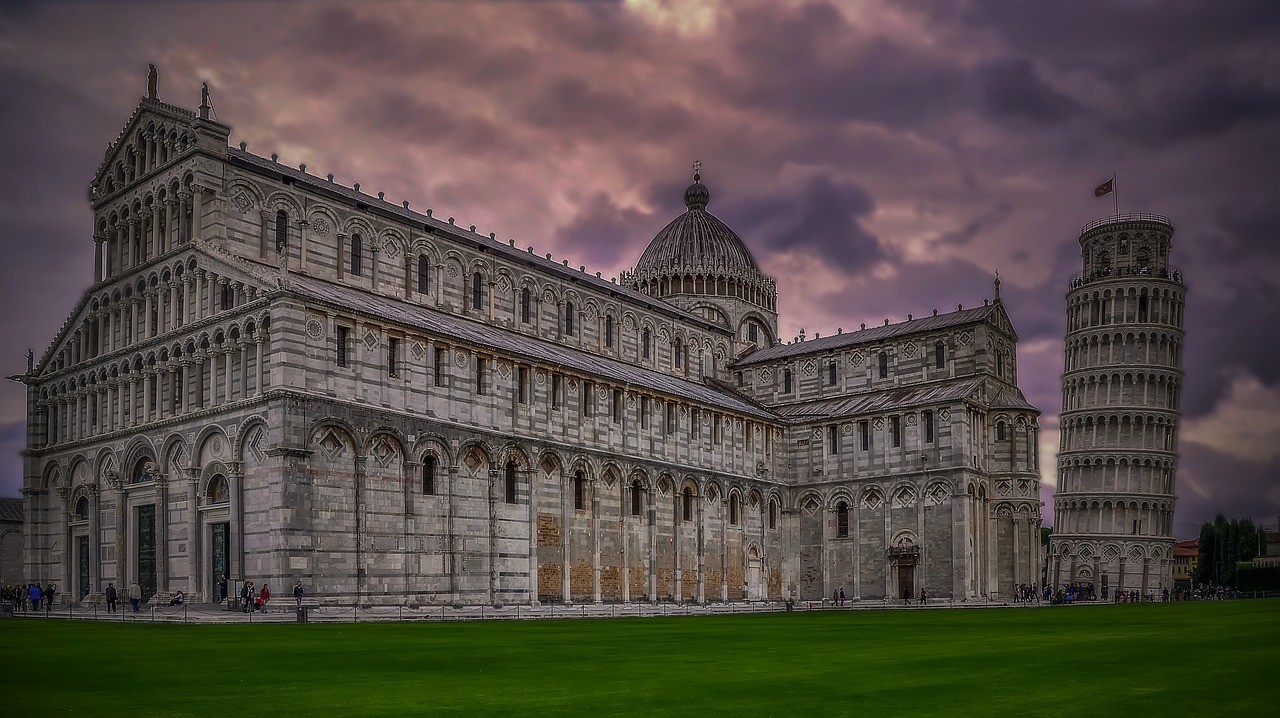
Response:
[[417, 255, 430, 294], [836, 501, 849, 538], [504, 460, 518, 504], [605, 314, 614, 348], [878, 351, 889, 379], [565, 302, 575, 336], [350, 234, 363, 276], [472, 272, 484, 310], [574, 471, 586, 511], [997, 421, 1007, 441], [935, 341, 945, 370], [274, 210, 288, 252], [682, 487, 694, 522], [1138, 295, 1148, 322], [74, 496, 89, 520], [783, 368, 793, 393], [520, 288, 531, 323], [206, 475, 229, 504], [631, 480, 644, 517], [730, 493, 741, 525], [132, 457, 155, 484], [768, 499, 778, 530], [674, 338, 683, 369], [642, 328, 651, 359], [422, 455, 436, 495]]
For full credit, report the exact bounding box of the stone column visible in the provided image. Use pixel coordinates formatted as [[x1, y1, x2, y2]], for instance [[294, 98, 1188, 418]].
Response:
[[721, 497, 728, 602], [125, 217, 139, 269], [179, 191, 190, 244], [696, 486, 706, 604], [591, 477, 601, 604], [370, 243, 381, 291], [229, 463, 245, 581], [336, 234, 347, 280], [191, 185, 204, 242], [163, 199, 176, 253], [86, 485, 102, 602], [560, 470, 570, 603], [152, 474, 170, 603], [448, 464, 459, 604], [110, 473, 126, 589], [223, 347, 234, 403], [647, 485, 657, 602], [93, 235, 104, 283], [490, 466, 500, 606], [298, 218, 309, 270], [150, 207, 161, 259], [259, 209, 271, 259], [255, 339, 266, 395], [528, 466, 539, 607], [186, 470, 200, 600], [354, 456, 367, 604], [180, 361, 190, 414], [169, 281, 180, 329], [142, 369, 153, 424], [404, 256, 413, 299], [208, 351, 218, 408], [673, 493, 682, 603], [238, 342, 248, 401]]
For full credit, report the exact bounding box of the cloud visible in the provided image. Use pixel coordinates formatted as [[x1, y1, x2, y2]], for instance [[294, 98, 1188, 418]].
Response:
[[978, 56, 1081, 126], [737, 175, 887, 274], [1183, 373, 1280, 464]]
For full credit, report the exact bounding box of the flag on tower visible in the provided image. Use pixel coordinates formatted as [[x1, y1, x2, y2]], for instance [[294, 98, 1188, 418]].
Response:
[[1094, 176, 1115, 197]]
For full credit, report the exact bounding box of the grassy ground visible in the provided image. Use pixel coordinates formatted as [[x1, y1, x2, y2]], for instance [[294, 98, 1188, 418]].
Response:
[[2, 600, 1277, 716]]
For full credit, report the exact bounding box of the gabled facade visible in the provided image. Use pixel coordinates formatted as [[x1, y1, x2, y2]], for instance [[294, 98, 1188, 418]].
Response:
[[14, 72, 1041, 607]]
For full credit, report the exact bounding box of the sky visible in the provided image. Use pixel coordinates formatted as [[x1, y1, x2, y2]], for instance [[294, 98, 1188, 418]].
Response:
[[0, 0, 1278, 539]]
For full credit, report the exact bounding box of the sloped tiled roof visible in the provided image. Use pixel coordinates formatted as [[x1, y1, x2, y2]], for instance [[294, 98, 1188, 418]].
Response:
[[0, 497, 23, 523], [991, 386, 1040, 413], [286, 274, 779, 422], [735, 304, 999, 366], [769, 377, 985, 420]]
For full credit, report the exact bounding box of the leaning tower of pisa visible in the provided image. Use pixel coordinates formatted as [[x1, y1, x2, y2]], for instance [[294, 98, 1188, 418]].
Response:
[[1049, 213, 1185, 597]]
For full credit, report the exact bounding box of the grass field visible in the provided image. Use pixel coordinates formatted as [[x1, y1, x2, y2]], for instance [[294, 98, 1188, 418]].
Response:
[[2, 600, 1277, 716]]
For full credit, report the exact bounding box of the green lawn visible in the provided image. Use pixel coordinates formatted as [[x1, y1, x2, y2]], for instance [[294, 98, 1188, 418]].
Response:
[[2, 601, 1277, 716]]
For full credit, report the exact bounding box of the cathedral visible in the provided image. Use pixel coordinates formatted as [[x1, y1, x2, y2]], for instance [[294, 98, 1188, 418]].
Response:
[[15, 73, 1042, 608]]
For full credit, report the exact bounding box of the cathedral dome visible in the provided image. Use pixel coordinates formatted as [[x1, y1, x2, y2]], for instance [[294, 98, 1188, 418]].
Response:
[[633, 172, 760, 275]]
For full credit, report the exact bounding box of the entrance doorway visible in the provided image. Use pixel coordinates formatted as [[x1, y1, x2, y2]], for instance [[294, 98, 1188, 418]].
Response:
[[897, 563, 915, 601], [137, 505, 156, 601], [747, 548, 762, 600], [77, 535, 90, 600], [211, 522, 230, 602]]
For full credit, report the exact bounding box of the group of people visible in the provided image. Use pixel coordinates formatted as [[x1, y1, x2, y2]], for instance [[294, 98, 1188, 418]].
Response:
[[1048, 581, 1097, 604], [240, 581, 271, 612], [3, 583, 57, 611], [1011, 584, 1041, 603]]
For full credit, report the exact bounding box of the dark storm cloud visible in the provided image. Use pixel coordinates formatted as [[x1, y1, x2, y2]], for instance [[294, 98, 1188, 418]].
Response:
[[1179, 277, 1280, 419], [347, 91, 524, 158], [556, 192, 659, 270], [736, 176, 887, 274], [1176, 442, 1280, 538], [978, 57, 1080, 126], [1112, 68, 1280, 148], [714, 1, 967, 127], [519, 77, 696, 142]]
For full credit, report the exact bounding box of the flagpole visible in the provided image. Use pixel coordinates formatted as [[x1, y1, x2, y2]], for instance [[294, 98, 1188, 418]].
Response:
[[1113, 171, 1118, 216]]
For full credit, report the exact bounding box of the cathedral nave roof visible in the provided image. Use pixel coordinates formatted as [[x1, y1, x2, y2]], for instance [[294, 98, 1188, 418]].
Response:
[[734, 304, 1000, 366], [285, 273, 779, 422], [769, 377, 986, 420]]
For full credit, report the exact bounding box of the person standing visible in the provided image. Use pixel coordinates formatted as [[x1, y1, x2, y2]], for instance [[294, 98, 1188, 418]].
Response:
[[241, 580, 253, 612], [218, 575, 228, 603], [28, 582, 42, 612], [105, 583, 118, 612], [294, 579, 304, 607], [258, 583, 270, 611], [128, 581, 142, 612], [44, 582, 57, 611], [838, 588, 845, 607]]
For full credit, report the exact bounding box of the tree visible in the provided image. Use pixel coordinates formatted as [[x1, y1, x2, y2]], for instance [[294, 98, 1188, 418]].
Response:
[[1193, 515, 1259, 587]]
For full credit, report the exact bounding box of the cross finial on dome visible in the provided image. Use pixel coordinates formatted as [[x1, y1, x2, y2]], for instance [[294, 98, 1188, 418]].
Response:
[[692, 159, 702, 182], [684, 163, 709, 210]]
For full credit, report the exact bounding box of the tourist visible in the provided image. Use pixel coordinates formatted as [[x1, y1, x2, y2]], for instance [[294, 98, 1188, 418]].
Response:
[[105, 583, 117, 612], [128, 581, 141, 611], [219, 575, 228, 602], [170, 590, 185, 606], [294, 579, 305, 607], [242, 580, 254, 612], [45, 582, 57, 611], [902, 587, 910, 606], [838, 588, 845, 607], [257, 583, 270, 611], [28, 582, 42, 611], [918, 589, 927, 606]]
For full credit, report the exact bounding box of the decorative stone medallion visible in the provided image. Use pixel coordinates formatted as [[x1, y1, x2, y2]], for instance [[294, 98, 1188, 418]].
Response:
[[312, 217, 330, 236], [305, 318, 325, 341]]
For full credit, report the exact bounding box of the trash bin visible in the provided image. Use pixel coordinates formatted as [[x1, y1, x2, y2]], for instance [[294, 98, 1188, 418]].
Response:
[[785, 600, 794, 613], [296, 606, 308, 623]]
